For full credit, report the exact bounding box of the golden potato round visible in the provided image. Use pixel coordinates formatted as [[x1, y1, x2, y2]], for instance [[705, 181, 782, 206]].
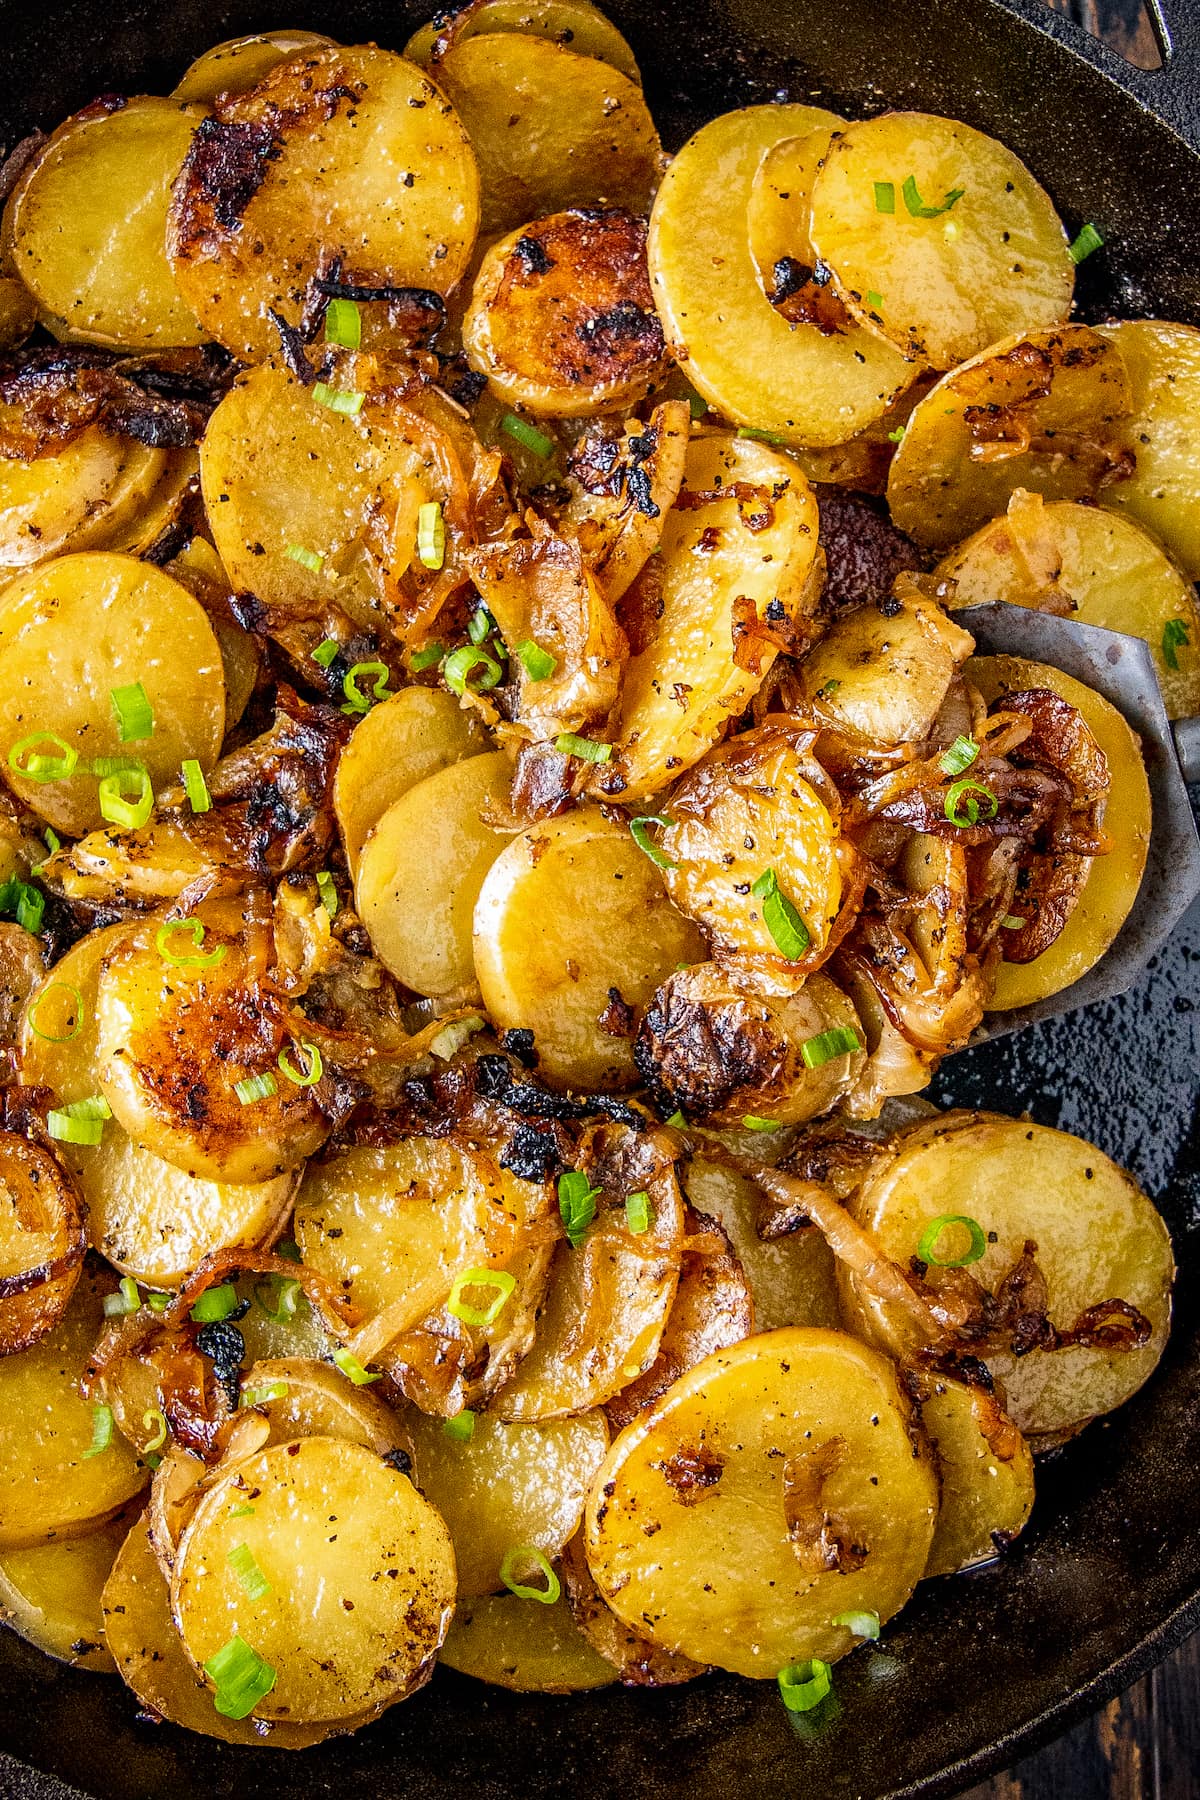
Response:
[[238, 1359, 413, 1463], [19, 923, 128, 1100], [795, 586, 975, 744], [355, 750, 513, 997], [0, 552, 225, 837], [648, 106, 912, 446], [561, 398, 690, 602], [810, 111, 1073, 370], [585, 1327, 938, 1676], [406, 0, 642, 84], [0, 1509, 132, 1671], [0, 1126, 85, 1355], [172, 30, 337, 102], [916, 1374, 1034, 1578], [0, 432, 167, 576], [163, 535, 260, 732], [5, 97, 207, 349], [441, 1588, 617, 1691], [334, 686, 488, 877], [559, 1529, 707, 1684], [473, 806, 705, 1090], [685, 1157, 840, 1331], [1097, 319, 1200, 580]]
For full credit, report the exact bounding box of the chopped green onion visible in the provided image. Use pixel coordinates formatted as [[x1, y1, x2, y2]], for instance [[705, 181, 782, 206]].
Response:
[[443, 644, 503, 695], [312, 637, 340, 669], [666, 1110, 685, 1128], [155, 916, 227, 969], [428, 1014, 485, 1061], [874, 180, 896, 214], [944, 777, 998, 828], [82, 1403, 114, 1461], [27, 980, 83, 1044], [190, 1282, 239, 1323], [254, 1273, 301, 1325], [110, 681, 154, 743], [559, 1170, 600, 1248], [410, 641, 445, 673], [625, 1191, 652, 1234], [887, 426, 906, 444], [1163, 616, 1191, 671], [1000, 914, 1026, 930], [499, 1545, 560, 1604], [181, 759, 211, 814], [98, 766, 153, 830], [417, 501, 445, 571], [467, 606, 495, 646], [241, 1380, 289, 1407], [817, 679, 841, 699], [501, 414, 554, 459], [145, 1291, 171, 1313], [736, 425, 785, 445], [275, 1238, 302, 1263], [1068, 222, 1104, 265], [939, 735, 979, 776], [332, 1347, 380, 1387], [688, 395, 708, 420], [88, 755, 145, 780], [800, 1026, 862, 1069], [142, 1408, 169, 1454], [203, 1635, 277, 1720], [228, 1504, 256, 1519], [103, 1276, 142, 1317], [234, 1071, 277, 1106], [47, 1096, 111, 1145], [278, 1040, 323, 1087], [0, 874, 44, 936], [8, 732, 79, 783], [443, 1409, 476, 1443], [312, 382, 364, 416], [514, 639, 556, 682], [285, 543, 325, 574], [778, 1658, 832, 1714], [39, 827, 61, 860], [554, 732, 611, 764], [751, 868, 811, 960], [447, 1267, 517, 1328], [865, 289, 883, 309], [227, 1543, 272, 1601], [629, 815, 677, 870], [324, 297, 362, 349], [315, 870, 338, 918], [342, 660, 393, 715], [833, 1609, 880, 1640], [742, 1115, 781, 1132], [902, 175, 965, 218], [917, 1213, 987, 1269]]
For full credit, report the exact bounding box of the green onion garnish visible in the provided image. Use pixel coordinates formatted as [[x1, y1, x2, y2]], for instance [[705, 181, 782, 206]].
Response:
[[501, 414, 554, 459], [312, 638, 340, 669], [666, 1110, 685, 1128], [88, 755, 145, 780], [81, 1402, 114, 1461], [285, 543, 324, 574], [47, 1095, 111, 1146], [559, 1170, 601, 1248], [417, 501, 446, 571], [110, 682, 154, 743], [275, 1238, 302, 1263], [902, 175, 965, 218], [103, 1275, 141, 1317], [887, 426, 906, 444], [428, 1014, 485, 1061], [0, 873, 44, 936], [1000, 914, 1026, 930], [181, 759, 211, 814], [443, 1410, 476, 1442], [629, 815, 677, 870], [833, 1609, 880, 1640], [203, 1635, 276, 1720], [499, 1545, 560, 1604], [342, 661, 393, 716], [8, 732, 79, 783], [324, 297, 362, 349], [443, 644, 503, 695], [142, 1408, 169, 1454], [145, 1291, 171, 1313], [751, 868, 811, 960], [190, 1282, 239, 1323], [254, 1273, 301, 1325], [98, 766, 153, 830], [312, 383, 364, 417], [332, 1347, 380, 1386], [228, 1504, 256, 1519], [688, 394, 707, 420], [917, 1213, 987, 1268], [467, 606, 494, 646], [234, 1072, 277, 1106], [865, 289, 883, 309], [278, 1040, 323, 1087], [800, 1026, 862, 1069], [944, 777, 998, 828], [939, 735, 978, 776], [874, 180, 895, 214], [155, 917, 227, 969], [625, 1191, 652, 1234], [554, 732, 611, 764], [241, 1380, 289, 1407], [1068, 222, 1104, 265], [1163, 617, 1191, 671], [777, 1658, 832, 1714], [736, 425, 785, 445], [410, 641, 445, 673], [315, 870, 338, 918], [447, 1267, 517, 1328], [514, 639, 556, 682], [27, 981, 83, 1044], [227, 1543, 272, 1601], [742, 1115, 780, 1132]]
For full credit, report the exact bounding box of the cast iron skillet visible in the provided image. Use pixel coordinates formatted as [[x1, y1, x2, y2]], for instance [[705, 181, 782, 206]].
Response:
[[1, 2, 1200, 1796]]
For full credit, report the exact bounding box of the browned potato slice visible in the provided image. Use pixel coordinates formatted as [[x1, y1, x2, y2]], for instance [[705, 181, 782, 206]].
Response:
[[103, 448, 200, 560], [172, 1436, 456, 1723], [795, 586, 975, 743], [968, 656, 1150, 1010], [0, 552, 225, 837], [4, 97, 207, 349], [648, 107, 912, 445], [1097, 320, 1200, 580], [685, 1157, 840, 1331], [810, 112, 1073, 370], [611, 434, 821, 802], [914, 1374, 1035, 1578], [355, 750, 513, 997], [334, 687, 488, 877], [585, 1327, 938, 1675], [0, 1265, 146, 1549], [464, 210, 667, 417], [561, 399, 690, 602], [406, 0, 642, 84], [840, 1112, 1174, 1436], [939, 493, 1200, 719], [0, 274, 36, 349], [167, 46, 479, 361], [405, 1409, 608, 1595], [0, 433, 167, 575], [559, 1530, 707, 1685], [172, 30, 337, 102], [239, 1359, 413, 1462], [473, 806, 705, 1091], [441, 1587, 617, 1691], [0, 1511, 130, 1672], [163, 536, 261, 732], [0, 1128, 86, 1354], [886, 326, 1133, 549]]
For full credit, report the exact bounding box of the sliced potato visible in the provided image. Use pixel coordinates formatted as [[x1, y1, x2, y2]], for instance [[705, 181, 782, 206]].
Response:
[[939, 493, 1200, 719], [0, 1508, 133, 1670], [685, 1157, 840, 1331], [103, 448, 199, 561], [795, 587, 975, 743], [473, 805, 705, 1090], [886, 326, 1134, 549], [355, 750, 513, 997], [5, 97, 207, 349], [406, 1408, 608, 1595], [810, 111, 1073, 370], [0, 1128, 85, 1355], [0, 552, 225, 837], [585, 1327, 938, 1675], [562, 399, 690, 602], [0, 273, 36, 349], [1097, 319, 1200, 581], [0, 432, 167, 575], [441, 1587, 617, 1691], [239, 1358, 414, 1462], [648, 106, 912, 445], [19, 923, 128, 1101], [840, 1112, 1174, 1436], [406, 0, 641, 84], [172, 30, 337, 102], [915, 1374, 1035, 1578], [611, 433, 820, 802], [334, 687, 489, 876], [172, 1436, 456, 1723], [435, 35, 660, 237], [559, 1529, 707, 1684], [168, 46, 479, 361], [163, 535, 261, 732], [968, 655, 1150, 1010]]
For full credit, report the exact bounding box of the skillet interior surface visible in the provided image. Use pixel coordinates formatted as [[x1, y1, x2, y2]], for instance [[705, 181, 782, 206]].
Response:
[[1, 1, 1199, 1794]]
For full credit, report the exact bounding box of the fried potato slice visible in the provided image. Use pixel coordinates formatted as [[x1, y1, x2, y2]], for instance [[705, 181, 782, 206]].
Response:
[[795, 585, 975, 743], [0, 432, 167, 576], [610, 433, 821, 802], [939, 492, 1200, 719], [648, 106, 912, 445], [0, 1128, 86, 1355], [4, 97, 207, 349], [1096, 319, 1200, 581], [0, 1507, 133, 1670], [167, 45, 479, 361], [405, 1408, 609, 1595], [885, 326, 1134, 549], [561, 399, 690, 602], [968, 655, 1150, 1010], [473, 806, 705, 1091], [440, 1587, 617, 1690], [355, 749, 513, 996], [559, 1529, 707, 1684], [172, 1436, 456, 1723], [406, 0, 642, 84], [0, 274, 36, 350], [19, 923, 128, 1099], [685, 1157, 840, 1331], [172, 30, 337, 102], [0, 552, 225, 837], [810, 112, 1073, 371], [163, 535, 261, 732], [585, 1326, 938, 1675], [0, 1265, 147, 1549], [435, 35, 660, 236], [913, 1372, 1035, 1578], [840, 1112, 1174, 1436], [334, 687, 489, 876]]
